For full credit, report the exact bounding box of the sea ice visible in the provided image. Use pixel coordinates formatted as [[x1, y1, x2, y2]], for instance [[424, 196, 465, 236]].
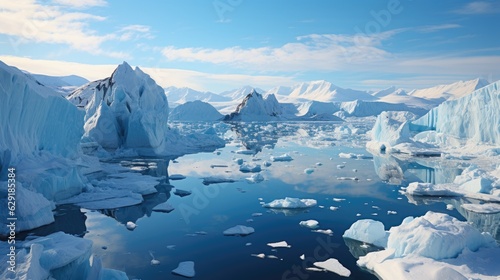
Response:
[[223, 225, 255, 236], [239, 163, 262, 173], [405, 182, 459, 197], [299, 220, 319, 229], [263, 197, 317, 209], [267, 241, 291, 248], [172, 261, 195, 278], [313, 258, 351, 277], [152, 202, 175, 213]]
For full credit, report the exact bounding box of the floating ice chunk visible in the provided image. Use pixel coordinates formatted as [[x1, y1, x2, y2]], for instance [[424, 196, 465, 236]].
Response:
[[234, 158, 244, 165], [356, 213, 361, 216], [252, 212, 263, 217], [236, 149, 254, 155], [339, 152, 356, 158], [263, 161, 272, 167], [126, 221, 137, 230], [246, 173, 264, 183], [387, 211, 397, 215], [149, 251, 160, 265], [263, 197, 317, 209], [405, 182, 459, 197], [251, 253, 266, 259], [152, 202, 175, 213], [270, 153, 293, 162], [330, 206, 339, 211], [169, 174, 186, 180], [97, 172, 160, 195], [223, 225, 255, 236], [314, 258, 351, 277], [333, 198, 346, 202], [239, 163, 262, 173], [174, 189, 192, 197], [306, 267, 326, 272], [167, 245, 176, 250], [246, 243, 252, 246], [246, 219, 254, 222], [337, 177, 358, 181], [312, 229, 333, 236], [446, 204, 455, 210], [304, 168, 315, 174], [316, 162, 323, 166], [461, 203, 500, 214], [202, 176, 236, 185], [267, 255, 280, 260], [343, 219, 388, 248], [300, 254, 305, 260], [172, 261, 195, 278], [299, 220, 319, 229], [337, 164, 345, 169], [267, 241, 291, 248]]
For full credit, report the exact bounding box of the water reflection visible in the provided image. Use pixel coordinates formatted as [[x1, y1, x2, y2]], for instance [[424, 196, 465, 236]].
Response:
[[343, 238, 384, 259]]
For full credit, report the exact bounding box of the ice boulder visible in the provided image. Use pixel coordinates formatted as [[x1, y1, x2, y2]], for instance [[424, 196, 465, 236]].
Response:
[[411, 80, 500, 145], [169, 100, 223, 121], [343, 219, 388, 248], [366, 111, 417, 152]]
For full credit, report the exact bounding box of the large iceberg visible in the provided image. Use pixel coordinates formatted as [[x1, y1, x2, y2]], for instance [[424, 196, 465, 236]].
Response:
[[347, 211, 499, 280], [366, 111, 417, 152], [68, 62, 224, 156], [339, 100, 427, 118]]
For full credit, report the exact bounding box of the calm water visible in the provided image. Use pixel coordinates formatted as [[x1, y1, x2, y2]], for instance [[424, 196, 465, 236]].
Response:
[[22, 122, 500, 280]]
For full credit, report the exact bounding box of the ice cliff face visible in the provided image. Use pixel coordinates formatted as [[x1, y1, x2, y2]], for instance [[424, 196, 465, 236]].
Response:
[[225, 90, 284, 121], [412, 81, 500, 145], [68, 62, 171, 153], [170, 100, 223, 121], [339, 100, 427, 118]]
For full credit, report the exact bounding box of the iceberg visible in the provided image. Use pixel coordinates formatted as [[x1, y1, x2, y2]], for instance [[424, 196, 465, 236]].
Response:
[[313, 258, 351, 277], [366, 111, 417, 152], [353, 211, 499, 280], [343, 219, 388, 248], [270, 153, 293, 162], [267, 241, 291, 248], [169, 100, 223, 121], [224, 90, 287, 121], [223, 225, 255, 236]]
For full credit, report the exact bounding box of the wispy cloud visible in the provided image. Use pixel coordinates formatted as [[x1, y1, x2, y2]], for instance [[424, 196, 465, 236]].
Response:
[[0, 1, 152, 58], [452, 1, 500, 14], [51, 0, 107, 9], [162, 31, 399, 72], [418, 23, 461, 33]]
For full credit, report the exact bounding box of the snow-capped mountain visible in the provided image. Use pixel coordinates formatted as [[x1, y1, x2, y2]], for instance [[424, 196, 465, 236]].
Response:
[[408, 78, 490, 101], [219, 85, 266, 101], [165, 86, 230, 104], [224, 89, 285, 121], [28, 73, 89, 95], [170, 100, 223, 121], [287, 80, 376, 102], [372, 86, 407, 98]]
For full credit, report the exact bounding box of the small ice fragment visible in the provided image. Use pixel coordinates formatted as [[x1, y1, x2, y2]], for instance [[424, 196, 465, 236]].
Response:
[[246, 243, 252, 246], [387, 211, 397, 215], [195, 231, 207, 235], [251, 253, 266, 259], [446, 204, 454, 210], [337, 177, 358, 181], [267, 241, 291, 248], [360, 243, 370, 249], [304, 168, 314, 174], [101, 246, 107, 250], [263, 161, 272, 167], [352, 169, 358, 172], [319, 205, 325, 208], [239, 163, 262, 173], [300, 254, 305, 260], [252, 213, 263, 217], [306, 267, 325, 272], [316, 162, 323, 166], [169, 174, 186, 180], [329, 206, 339, 211], [126, 221, 137, 230], [332, 198, 345, 202], [356, 213, 361, 217], [211, 164, 228, 168], [267, 255, 279, 259], [299, 220, 319, 229], [270, 154, 293, 162], [167, 245, 176, 250], [246, 173, 264, 183], [313, 258, 351, 277], [236, 150, 254, 155], [258, 198, 263, 201], [223, 225, 255, 236], [397, 197, 402, 200], [234, 158, 244, 165], [246, 219, 254, 222], [172, 261, 195, 278], [174, 189, 192, 197], [149, 251, 160, 265], [312, 229, 333, 236], [372, 206, 380, 210], [337, 164, 345, 169]]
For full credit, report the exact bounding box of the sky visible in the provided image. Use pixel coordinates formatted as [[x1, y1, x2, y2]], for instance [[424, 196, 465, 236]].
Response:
[[0, 0, 499, 92]]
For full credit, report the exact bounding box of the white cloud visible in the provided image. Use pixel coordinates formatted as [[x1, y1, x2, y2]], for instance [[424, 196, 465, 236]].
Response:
[[0, 55, 297, 92], [418, 24, 461, 33], [0, 1, 151, 58], [452, 1, 500, 14], [162, 31, 398, 72], [51, 0, 107, 9]]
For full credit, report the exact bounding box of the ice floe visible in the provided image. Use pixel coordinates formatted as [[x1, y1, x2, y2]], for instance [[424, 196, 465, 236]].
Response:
[[267, 241, 291, 248], [223, 225, 255, 236], [172, 261, 195, 278], [152, 202, 175, 213], [299, 220, 319, 228], [270, 153, 293, 162], [313, 258, 351, 277], [263, 197, 317, 209]]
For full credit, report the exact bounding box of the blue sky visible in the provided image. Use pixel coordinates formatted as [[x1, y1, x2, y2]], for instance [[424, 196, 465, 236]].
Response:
[[1, 0, 499, 92]]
